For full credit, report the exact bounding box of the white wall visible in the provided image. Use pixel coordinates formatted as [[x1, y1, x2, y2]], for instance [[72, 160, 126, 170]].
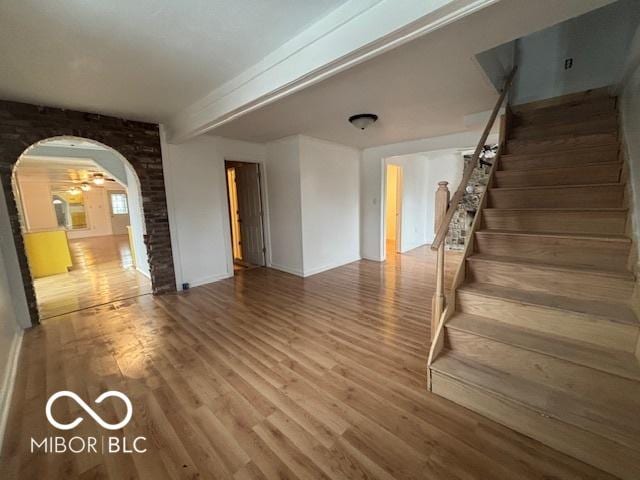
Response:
[[361, 130, 498, 261], [265, 136, 303, 275], [299, 136, 360, 276], [15, 179, 58, 231], [162, 133, 267, 289], [475, 41, 516, 92], [620, 23, 640, 271], [125, 165, 150, 276], [14, 171, 120, 239], [511, 0, 640, 105], [0, 185, 27, 450]]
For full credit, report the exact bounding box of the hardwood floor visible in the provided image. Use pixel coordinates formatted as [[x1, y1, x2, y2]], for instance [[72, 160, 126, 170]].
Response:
[[1, 246, 614, 479], [33, 235, 152, 320]]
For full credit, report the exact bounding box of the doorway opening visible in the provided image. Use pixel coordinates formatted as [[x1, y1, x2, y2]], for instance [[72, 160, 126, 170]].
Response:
[[225, 160, 266, 272], [384, 163, 403, 258], [12, 136, 152, 320]]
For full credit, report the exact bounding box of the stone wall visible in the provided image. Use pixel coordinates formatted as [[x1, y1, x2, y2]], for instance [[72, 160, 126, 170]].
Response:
[[0, 100, 176, 325], [446, 147, 495, 250]]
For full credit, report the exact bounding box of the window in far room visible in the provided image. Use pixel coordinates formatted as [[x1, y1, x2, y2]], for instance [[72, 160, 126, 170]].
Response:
[[110, 192, 129, 215]]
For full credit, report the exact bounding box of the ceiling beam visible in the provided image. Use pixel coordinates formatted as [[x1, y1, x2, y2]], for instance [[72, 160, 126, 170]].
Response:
[[166, 0, 499, 143]]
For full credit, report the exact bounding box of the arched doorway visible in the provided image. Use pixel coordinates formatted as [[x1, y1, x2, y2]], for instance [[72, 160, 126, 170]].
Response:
[[0, 99, 176, 326], [12, 136, 153, 320]]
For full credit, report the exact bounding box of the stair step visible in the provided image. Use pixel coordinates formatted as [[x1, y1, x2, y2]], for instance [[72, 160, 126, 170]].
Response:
[[506, 132, 617, 155], [511, 87, 612, 113], [446, 313, 640, 381], [482, 208, 628, 235], [443, 329, 640, 421], [509, 114, 617, 140], [494, 162, 621, 187], [488, 183, 624, 208], [430, 353, 640, 480], [466, 254, 634, 302], [500, 145, 619, 171], [474, 230, 630, 271], [457, 282, 639, 351], [513, 96, 616, 127]]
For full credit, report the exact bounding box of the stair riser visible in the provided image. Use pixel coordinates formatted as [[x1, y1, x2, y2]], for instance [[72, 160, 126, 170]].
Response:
[[430, 373, 640, 480], [488, 185, 624, 209], [456, 291, 638, 352], [474, 233, 630, 271], [444, 330, 640, 414], [494, 164, 620, 188], [482, 210, 627, 235], [466, 259, 634, 302], [509, 116, 617, 140], [514, 98, 616, 127], [500, 147, 619, 171], [507, 133, 617, 155]]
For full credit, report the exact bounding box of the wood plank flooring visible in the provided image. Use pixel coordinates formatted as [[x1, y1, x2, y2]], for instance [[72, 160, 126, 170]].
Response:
[[1, 246, 614, 479], [33, 235, 152, 320]]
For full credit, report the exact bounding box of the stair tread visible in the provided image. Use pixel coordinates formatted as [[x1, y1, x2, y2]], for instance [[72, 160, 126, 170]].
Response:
[[458, 282, 639, 326], [495, 161, 621, 176], [484, 207, 627, 212], [512, 88, 612, 113], [467, 253, 634, 279], [508, 129, 617, 141], [491, 182, 622, 192], [475, 229, 630, 243], [501, 145, 617, 161], [446, 312, 640, 380], [511, 112, 617, 130], [431, 351, 640, 449]]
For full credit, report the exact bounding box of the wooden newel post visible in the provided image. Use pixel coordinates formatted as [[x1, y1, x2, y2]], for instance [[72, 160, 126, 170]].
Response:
[[431, 181, 450, 341]]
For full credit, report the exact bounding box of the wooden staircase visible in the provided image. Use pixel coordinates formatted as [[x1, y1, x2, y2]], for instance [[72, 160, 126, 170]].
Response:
[[429, 88, 640, 479]]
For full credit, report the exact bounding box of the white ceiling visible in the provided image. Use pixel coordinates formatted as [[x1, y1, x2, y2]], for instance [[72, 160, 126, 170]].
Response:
[[0, 0, 347, 121], [210, 0, 614, 148], [16, 155, 120, 188]]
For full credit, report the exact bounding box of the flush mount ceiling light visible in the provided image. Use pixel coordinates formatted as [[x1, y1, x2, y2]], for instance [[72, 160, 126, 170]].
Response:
[[349, 113, 378, 130], [80, 182, 91, 192], [92, 173, 105, 185]]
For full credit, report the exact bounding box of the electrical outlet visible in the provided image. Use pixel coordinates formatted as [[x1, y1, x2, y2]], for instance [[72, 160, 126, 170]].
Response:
[[564, 58, 573, 70]]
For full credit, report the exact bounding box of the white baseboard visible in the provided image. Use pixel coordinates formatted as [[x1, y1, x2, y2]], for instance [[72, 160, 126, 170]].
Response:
[[302, 256, 362, 277], [186, 272, 234, 289], [269, 263, 304, 277], [0, 330, 23, 453], [135, 266, 151, 279]]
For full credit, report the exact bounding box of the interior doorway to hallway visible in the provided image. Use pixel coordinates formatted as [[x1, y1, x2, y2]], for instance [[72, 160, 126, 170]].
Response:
[[225, 160, 266, 272], [384, 163, 403, 258], [12, 136, 152, 320]]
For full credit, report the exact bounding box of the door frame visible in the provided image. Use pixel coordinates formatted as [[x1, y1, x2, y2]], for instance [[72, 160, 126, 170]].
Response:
[[224, 160, 268, 271]]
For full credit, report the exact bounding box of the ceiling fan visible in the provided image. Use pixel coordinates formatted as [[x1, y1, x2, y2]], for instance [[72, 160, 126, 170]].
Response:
[[89, 172, 117, 185]]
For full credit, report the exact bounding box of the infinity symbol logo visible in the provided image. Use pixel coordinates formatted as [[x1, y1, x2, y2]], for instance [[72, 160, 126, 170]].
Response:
[[46, 391, 133, 431]]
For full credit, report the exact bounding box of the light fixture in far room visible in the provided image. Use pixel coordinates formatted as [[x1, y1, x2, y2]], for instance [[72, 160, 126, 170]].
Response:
[[68, 186, 81, 195], [348, 113, 378, 130], [80, 182, 91, 192], [92, 173, 105, 185]]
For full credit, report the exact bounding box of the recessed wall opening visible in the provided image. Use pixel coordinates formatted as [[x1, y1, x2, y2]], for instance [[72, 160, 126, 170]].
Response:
[[224, 160, 266, 272], [12, 136, 152, 320]]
